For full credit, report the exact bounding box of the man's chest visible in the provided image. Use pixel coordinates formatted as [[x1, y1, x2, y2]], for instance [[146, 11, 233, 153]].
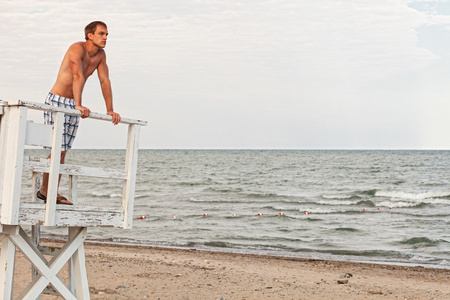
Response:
[[82, 56, 101, 77]]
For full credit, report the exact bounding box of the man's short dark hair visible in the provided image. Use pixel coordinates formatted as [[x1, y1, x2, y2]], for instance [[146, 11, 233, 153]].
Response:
[[85, 21, 107, 40]]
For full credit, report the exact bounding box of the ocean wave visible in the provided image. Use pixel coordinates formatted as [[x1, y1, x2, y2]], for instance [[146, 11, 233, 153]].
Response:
[[315, 248, 405, 259], [91, 191, 122, 198], [334, 227, 359, 232], [177, 180, 213, 187], [408, 255, 438, 262], [202, 187, 243, 193], [245, 192, 285, 199], [91, 191, 110, 197], [204, 241, 229, 248], [321, 190, 377, 201], [297, 208, 348, 215], [356, 200, 376, 207], [439, 260, 450, 266], [188, 197, 246, 203], [321, 194, 361, 200], [361, 189, 378, 196], [375, 190, 450, 201], [376, 201, 429, 208], [315, 199, 375, 207], [400, 237, 444, 247], [317, 200, 359, 206]]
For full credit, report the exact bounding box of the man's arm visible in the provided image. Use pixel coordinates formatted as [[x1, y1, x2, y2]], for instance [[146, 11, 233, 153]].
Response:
[[68, 44, 91, 118], [97, 54, 121, 125]]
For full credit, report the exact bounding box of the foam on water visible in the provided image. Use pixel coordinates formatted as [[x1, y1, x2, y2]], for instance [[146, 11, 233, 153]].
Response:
[[375, 190, 450, 201]]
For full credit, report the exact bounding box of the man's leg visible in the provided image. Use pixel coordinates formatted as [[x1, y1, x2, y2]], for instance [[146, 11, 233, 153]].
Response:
[[39, 151, 72, 204]]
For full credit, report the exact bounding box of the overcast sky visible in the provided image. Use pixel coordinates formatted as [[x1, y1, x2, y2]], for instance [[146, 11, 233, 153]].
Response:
[[1, 0, 450, 149]]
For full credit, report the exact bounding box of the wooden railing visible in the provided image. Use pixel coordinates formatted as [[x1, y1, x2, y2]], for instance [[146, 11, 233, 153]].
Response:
[[0, 100, 147, 228]]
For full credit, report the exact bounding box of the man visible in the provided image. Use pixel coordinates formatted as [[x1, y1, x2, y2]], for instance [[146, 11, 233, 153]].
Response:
[[38, 21, 121, 205]]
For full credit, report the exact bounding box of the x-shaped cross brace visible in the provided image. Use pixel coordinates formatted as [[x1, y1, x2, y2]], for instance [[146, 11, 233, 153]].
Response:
[[0, 225, 89, 299]]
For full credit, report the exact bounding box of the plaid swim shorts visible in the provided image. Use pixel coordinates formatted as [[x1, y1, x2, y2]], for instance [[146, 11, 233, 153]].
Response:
[[44, 93, 80, 151]]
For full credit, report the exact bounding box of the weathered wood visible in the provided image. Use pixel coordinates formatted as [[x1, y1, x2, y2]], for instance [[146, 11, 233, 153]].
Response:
[[32, 172, 39, 202], [32, 173, 42, 300], [8, 100, 147, 126], [12, 226, 80, 300], [68, 175, 78, 206], [0, 106, 10, 205], [122, 124, 141, 229], [23, 160, 127, 180], [15, 203, 123, 227], [44, 112, 63, 226], [31, 225, 41, 290], [1, 106, 28, 224], [0, 232, 16, 300], [69, 227, 89, 299], [68, 228, 76, 295]]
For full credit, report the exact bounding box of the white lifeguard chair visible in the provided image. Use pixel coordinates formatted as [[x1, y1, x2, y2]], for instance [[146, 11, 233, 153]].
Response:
[[0, 100, 147, 299]]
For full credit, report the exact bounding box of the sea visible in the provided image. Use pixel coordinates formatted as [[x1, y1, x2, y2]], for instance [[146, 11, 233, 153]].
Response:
[[22, 149, 450, 269]]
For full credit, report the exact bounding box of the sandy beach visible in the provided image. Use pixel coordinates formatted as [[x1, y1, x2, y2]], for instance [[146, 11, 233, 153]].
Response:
[[9, 239, 450, 299]]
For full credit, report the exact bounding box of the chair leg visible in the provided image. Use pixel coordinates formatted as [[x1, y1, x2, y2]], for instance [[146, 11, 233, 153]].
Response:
[[70, 227, 89, 299], [31, 225, 41, 300], [0, 233, 16, 300]]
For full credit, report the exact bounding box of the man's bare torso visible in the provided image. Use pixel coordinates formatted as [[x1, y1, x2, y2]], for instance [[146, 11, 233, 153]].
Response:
[[50, 42, 105, 99]]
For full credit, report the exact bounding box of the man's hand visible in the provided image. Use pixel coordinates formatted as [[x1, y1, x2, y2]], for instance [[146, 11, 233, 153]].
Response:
[[107, 111, 121, 125], [76, 105, 91, 118]]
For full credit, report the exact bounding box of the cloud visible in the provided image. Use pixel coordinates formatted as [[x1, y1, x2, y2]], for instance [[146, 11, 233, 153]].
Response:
[[1, 0, 449, 149]]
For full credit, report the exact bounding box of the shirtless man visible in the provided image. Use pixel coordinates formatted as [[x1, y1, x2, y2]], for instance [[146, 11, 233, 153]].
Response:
[[38, 21, 121, 205]]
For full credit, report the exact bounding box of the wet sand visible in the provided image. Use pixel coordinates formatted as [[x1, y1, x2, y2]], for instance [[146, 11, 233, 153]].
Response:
[[12, 240, 450, 299]]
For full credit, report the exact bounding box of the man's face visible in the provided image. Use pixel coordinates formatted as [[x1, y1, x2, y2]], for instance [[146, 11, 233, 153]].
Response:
[[90, 25, 108, 48]]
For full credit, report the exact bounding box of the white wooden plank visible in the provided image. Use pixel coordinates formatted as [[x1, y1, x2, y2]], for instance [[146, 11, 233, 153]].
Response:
[[72, 240, 89, 299], [19, 202, 123, 213], [32, 172, 42, 299], [23, 160, 127, 180], [25, 121, 52, 147], [0, 106, 10, 205], [68, 175, 78, 206], [44, 112, 63, 226], [9, 100, 147, 126], [0, 235, 16, 300], [67, 227, 89, 299], [31, 225, 41, 289], [25, 156, 48, 163], [32, 172, 38, 203], [16, 203, 123, 227], [1, 106, 28, 224], [122, 124, 141, 229], [68, 228, 77, 295]]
